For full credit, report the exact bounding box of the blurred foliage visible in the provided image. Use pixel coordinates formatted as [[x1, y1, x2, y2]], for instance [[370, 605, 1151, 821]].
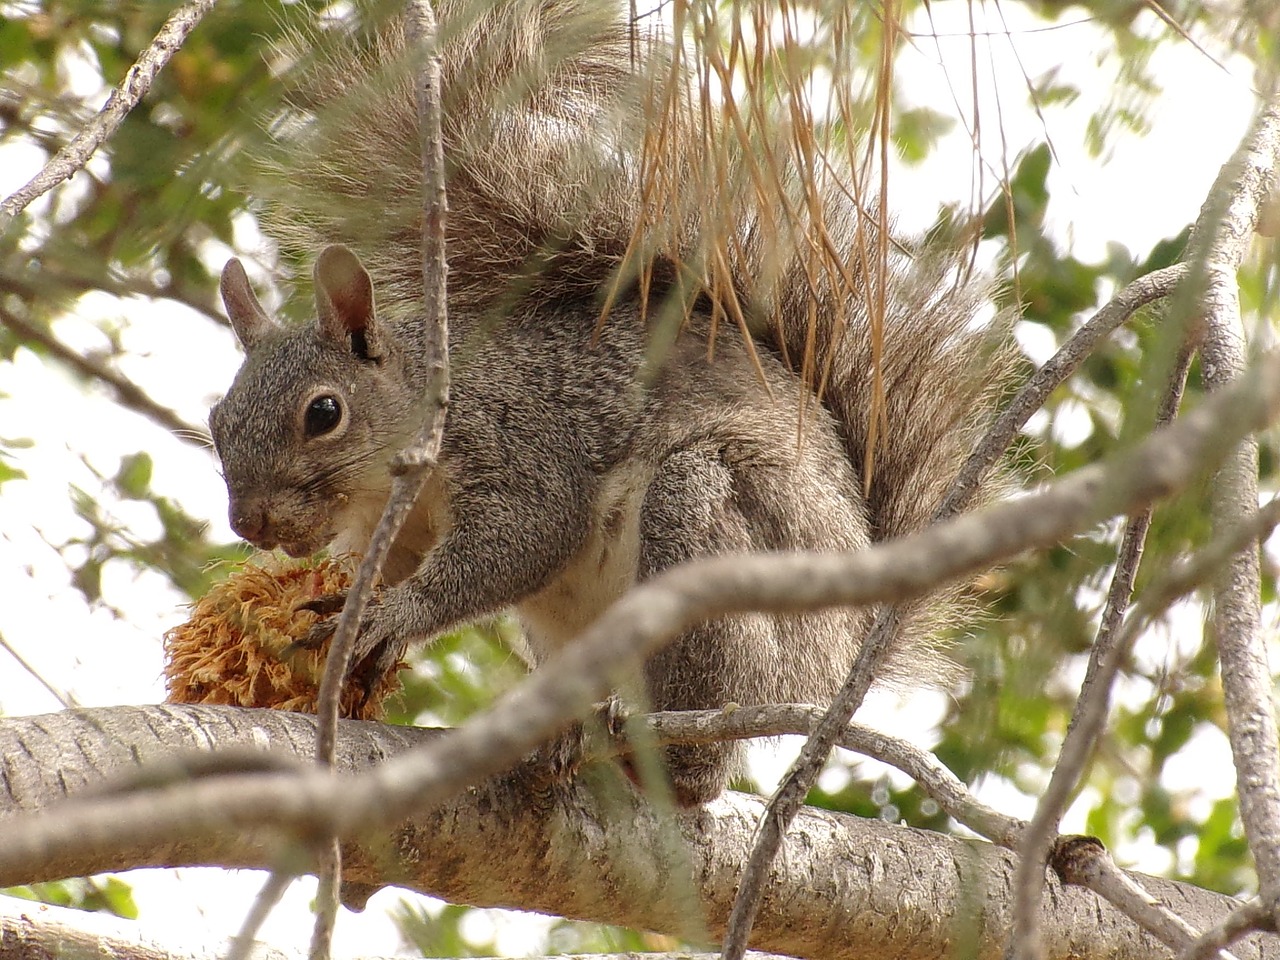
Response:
[[1, 0, 1278, 952], [0, 434, 30, 486], [61, 452, 248, 608], [386, 620, 528, 727], [3, 876, 138, 919]]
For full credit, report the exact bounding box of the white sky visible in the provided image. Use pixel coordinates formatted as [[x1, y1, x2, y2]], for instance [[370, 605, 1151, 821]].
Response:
[[0, 3, 1270, 957]]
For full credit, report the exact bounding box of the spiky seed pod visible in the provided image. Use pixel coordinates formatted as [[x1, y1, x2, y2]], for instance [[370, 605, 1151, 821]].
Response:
[[163, 556, 400, 721]]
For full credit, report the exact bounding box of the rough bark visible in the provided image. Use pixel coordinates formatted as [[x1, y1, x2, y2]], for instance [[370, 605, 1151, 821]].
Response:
[[1, 705, 1275, 960], [0, 894, 293, 960]]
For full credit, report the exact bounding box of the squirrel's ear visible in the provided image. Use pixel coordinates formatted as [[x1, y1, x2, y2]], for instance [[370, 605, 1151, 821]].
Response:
[[314, 244, 385, 361], [220, 258, 277, 351]]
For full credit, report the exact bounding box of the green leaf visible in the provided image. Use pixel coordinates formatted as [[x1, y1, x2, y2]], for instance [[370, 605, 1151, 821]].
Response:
[[893, 107, 956, 164], [115, 452, 154, 499], [3, 877, 137, 919]]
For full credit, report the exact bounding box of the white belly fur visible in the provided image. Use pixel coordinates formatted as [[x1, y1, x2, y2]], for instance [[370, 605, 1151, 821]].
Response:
[[517, 462, 652, 659]]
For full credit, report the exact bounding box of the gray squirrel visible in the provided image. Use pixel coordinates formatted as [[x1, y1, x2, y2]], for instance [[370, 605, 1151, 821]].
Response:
[[209, 0, 1013, 805]]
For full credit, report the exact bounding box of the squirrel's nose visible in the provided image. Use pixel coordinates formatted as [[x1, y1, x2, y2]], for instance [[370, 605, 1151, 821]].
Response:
[[229, 500, 270, 544]]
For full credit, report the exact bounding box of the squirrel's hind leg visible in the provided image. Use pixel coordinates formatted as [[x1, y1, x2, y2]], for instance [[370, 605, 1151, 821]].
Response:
[[632, 416, 875, 805], [635, 444, 788, 806]]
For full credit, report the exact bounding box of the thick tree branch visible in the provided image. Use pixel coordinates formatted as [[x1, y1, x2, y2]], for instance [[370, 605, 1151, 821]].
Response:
[[0, 893, 296, 960], [1189, 89, 1280, 923], [2, 705, 1277, 960]]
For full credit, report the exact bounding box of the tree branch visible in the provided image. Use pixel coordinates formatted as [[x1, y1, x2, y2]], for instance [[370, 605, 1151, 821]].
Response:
[[1011, 338, 1194, 957], [0, 266, 227, 328], [1055, 836, 1241, 960], [724, 259, 1192, 960], [0, 305, 208, 445], [0, 893, 297, 960], [643, 704, 1024, 847], [308, 4, 449, 955], [0, 0, 220, 222], [1184, 901, 1277, 960], [1189, 87, 1280, 924], [938, 262, 1188, 521], [226, 868, 296, 960], [2, 705, 1276, 960]]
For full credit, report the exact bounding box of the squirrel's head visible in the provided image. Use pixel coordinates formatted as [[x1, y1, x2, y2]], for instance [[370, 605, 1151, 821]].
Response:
[[210, 245, 415, 557]]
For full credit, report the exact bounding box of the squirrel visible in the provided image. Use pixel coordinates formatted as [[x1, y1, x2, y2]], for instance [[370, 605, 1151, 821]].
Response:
[[209, 0, 1013, 806]]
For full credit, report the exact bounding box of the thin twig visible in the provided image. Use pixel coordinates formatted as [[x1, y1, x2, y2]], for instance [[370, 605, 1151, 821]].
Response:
[[1010, 338, 1194, 959], [650, 487, 1279, 853], [1015, 494, 1280, 956], [0, 632, 78, 710], [1053, 836, 1240, 960], [307, 838, 341, 960], [721, 262, 1189, 960], [938, 263, 1188, 521], [308, 5, 449, 958], [1181, 900, 1276, 960], [226, 868, 296, 960], [1, 267, 227, 328], [643, 705, 1025, 846], [310, 5, 449, 768], [0, 0, 219, 221], [0, 305, 208, 445]]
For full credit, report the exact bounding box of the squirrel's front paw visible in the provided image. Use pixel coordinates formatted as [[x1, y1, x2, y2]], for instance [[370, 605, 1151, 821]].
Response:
[[291, 591, 351, 651], [294, 594, 407, 705]]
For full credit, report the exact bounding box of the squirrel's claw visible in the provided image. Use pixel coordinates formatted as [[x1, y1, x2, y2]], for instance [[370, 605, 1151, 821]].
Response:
[[288, 591, 350, 651], [600, 695, 630, 742], [351, 635, 405, 705], [294, 617, 337, 652], [287, 594, 401, 703], [531, 696, 632, 786], [289, 590, 401, 688], [296, 591, 348, 617]]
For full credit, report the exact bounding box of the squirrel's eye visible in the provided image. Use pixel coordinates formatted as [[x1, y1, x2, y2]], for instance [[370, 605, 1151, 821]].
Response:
[[304, 395, 343, 438]]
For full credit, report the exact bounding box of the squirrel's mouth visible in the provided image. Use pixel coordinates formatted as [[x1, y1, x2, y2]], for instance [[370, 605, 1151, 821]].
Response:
[[238, 533, 324, 559]]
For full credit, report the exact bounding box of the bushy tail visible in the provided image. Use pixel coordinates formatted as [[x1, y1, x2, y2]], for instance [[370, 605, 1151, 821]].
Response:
[[256, 0, 660, 319], [734, 181, 1015, 665], [759, 208, 1015, 543]]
